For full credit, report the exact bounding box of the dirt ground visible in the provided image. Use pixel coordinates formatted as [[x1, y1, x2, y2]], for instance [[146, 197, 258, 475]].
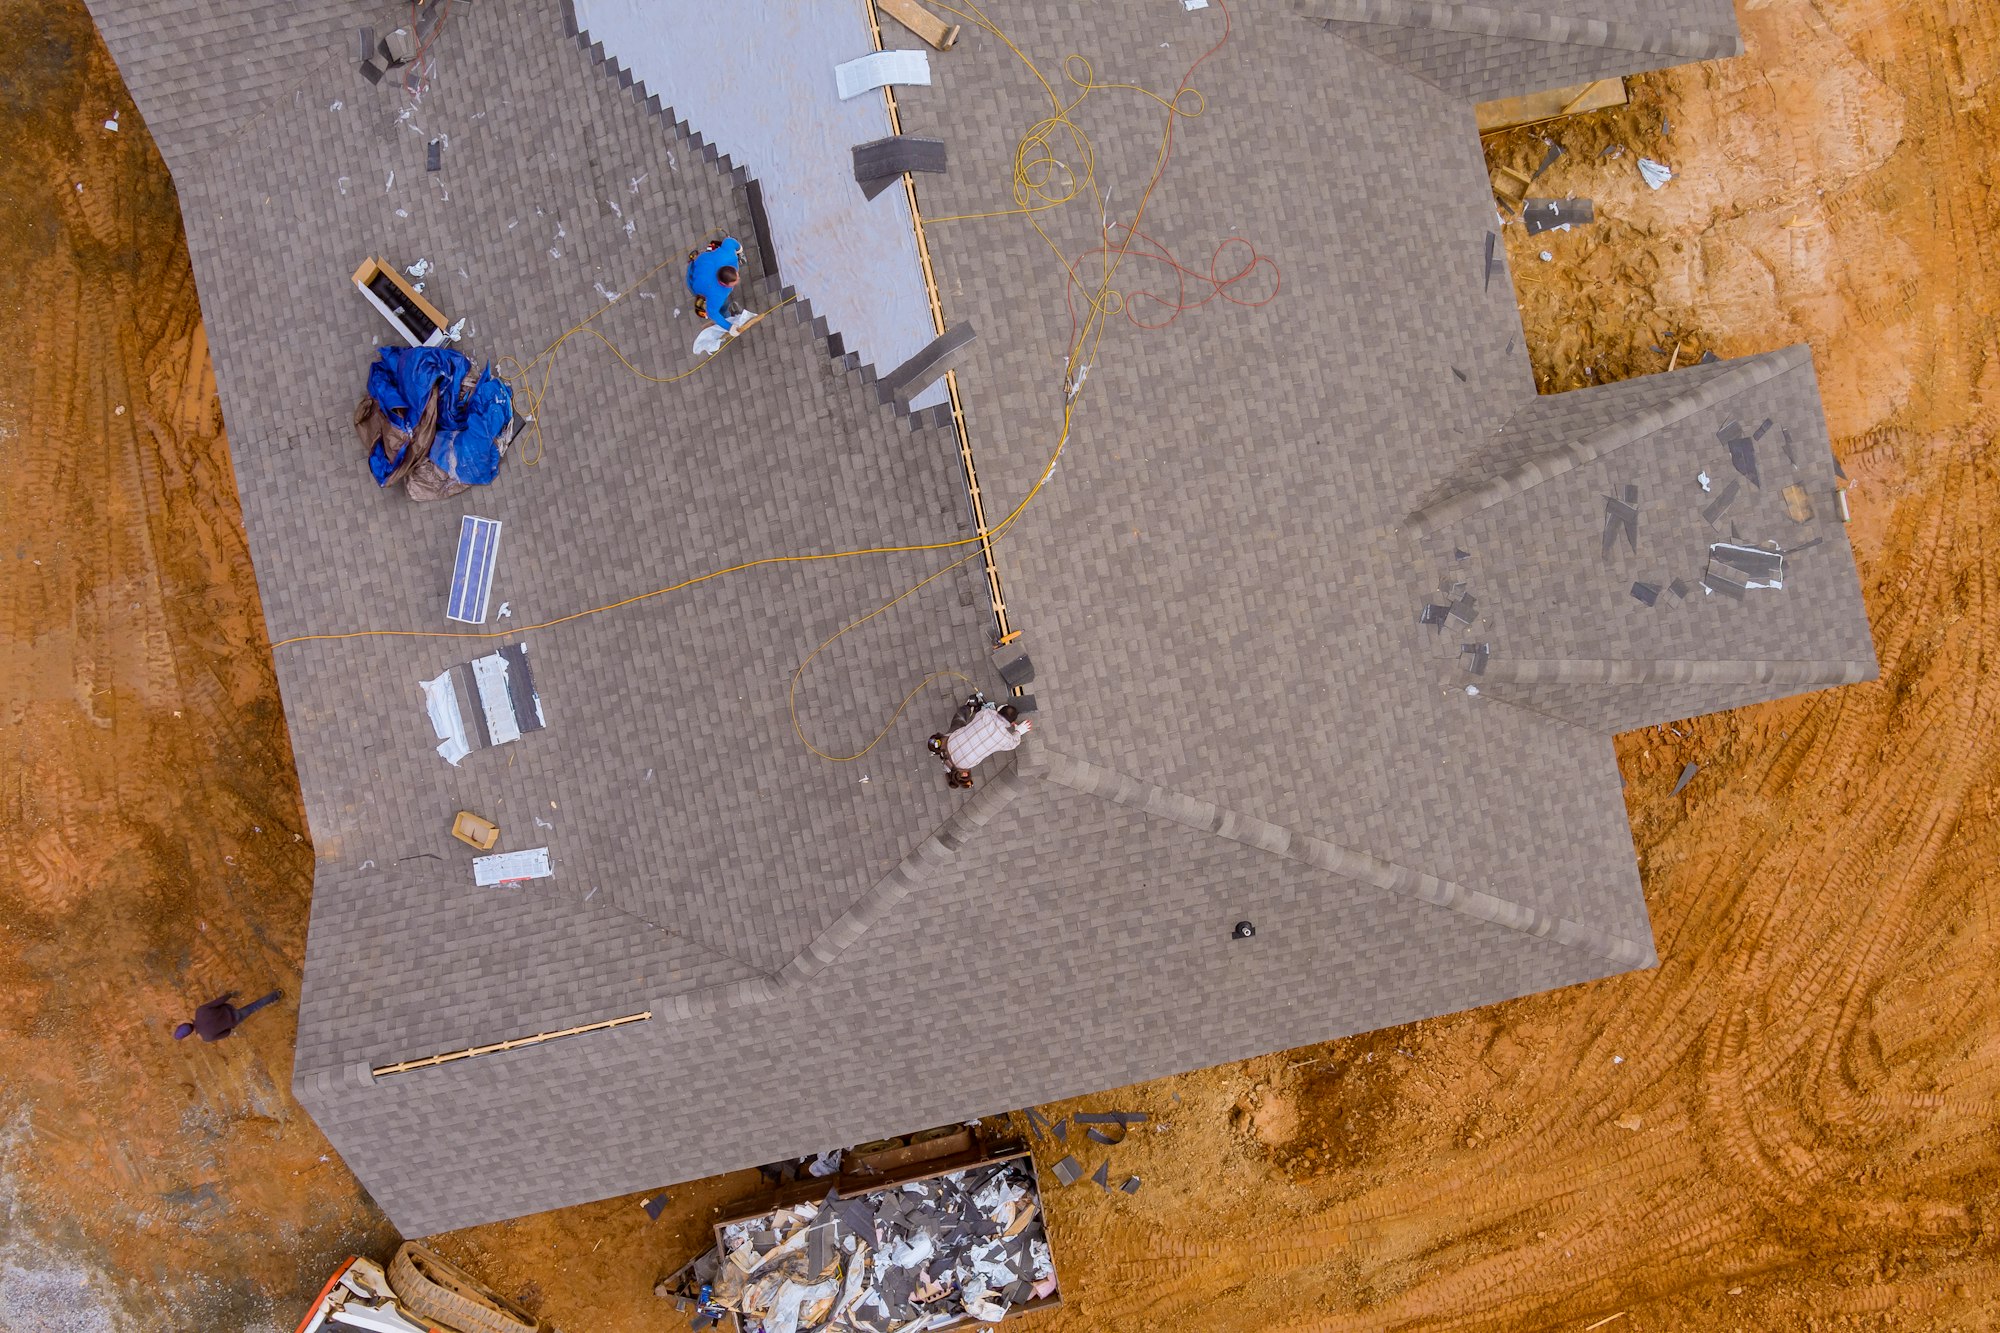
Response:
[[5, 0, 1998, 1328]]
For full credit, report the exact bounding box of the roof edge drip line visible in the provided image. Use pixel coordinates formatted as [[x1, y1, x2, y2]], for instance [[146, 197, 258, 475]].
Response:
[[1023, 747, 1655, 969], [1478, 657, 1879, 686], [1403, 346, 1810, 538], [1291, 0, 1743, 60]]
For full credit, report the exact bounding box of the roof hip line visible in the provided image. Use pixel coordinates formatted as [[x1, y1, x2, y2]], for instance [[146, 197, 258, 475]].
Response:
[[1403, 345, 1810, 537], [1023, 746, 1657, 969], [649, 760, 1033, 1022], [1292, 0, 1743, 60]]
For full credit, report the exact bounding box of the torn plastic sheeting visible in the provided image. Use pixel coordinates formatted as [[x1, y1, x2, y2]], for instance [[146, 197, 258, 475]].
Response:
[[1638, 157, 1674, 189], [419, 672, 471, 765]]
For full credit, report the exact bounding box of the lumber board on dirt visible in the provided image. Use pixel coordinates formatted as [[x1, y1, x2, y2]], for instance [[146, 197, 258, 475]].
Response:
[[1476, 77, 1627, 134]]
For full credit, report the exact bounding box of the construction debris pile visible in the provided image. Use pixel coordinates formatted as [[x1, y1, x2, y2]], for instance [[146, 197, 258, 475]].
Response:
[[692, 1160, 1056, 1332]]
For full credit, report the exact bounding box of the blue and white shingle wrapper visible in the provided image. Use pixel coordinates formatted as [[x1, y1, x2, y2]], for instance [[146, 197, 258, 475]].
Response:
[[419, 644, 547, 766], [364, 345, 514, 487]]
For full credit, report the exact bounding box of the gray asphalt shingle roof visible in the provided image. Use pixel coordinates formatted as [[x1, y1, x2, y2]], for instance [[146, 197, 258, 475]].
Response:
[[84, 0, 1875, 1235]]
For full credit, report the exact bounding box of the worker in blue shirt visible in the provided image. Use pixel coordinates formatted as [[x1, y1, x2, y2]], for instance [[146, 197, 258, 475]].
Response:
[[685, 237, 758, 355], [687, 237, 745, 327]]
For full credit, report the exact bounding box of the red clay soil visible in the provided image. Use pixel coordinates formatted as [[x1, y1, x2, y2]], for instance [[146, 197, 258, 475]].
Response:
[[6, 0, 2000, 1328]]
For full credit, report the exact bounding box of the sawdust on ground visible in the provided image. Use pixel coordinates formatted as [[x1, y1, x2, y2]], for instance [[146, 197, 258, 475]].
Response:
[[5, 0, 1999, 1328]]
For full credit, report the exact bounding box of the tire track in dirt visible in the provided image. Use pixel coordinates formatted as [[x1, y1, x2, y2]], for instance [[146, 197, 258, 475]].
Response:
[[0, 5, 394, 1329]]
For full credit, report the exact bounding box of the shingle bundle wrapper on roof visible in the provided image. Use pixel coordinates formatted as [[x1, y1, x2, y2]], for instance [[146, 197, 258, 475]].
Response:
[[706, 1160, 1055, 1332]]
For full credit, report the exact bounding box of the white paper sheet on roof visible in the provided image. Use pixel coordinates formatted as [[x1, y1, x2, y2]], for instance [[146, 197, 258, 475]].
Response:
[[834, 48, 931, 100], [471, 652, 523, 745], [473, 847, 552, 885]]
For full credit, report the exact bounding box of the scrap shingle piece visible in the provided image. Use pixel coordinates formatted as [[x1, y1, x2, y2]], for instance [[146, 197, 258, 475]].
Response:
[[1601, 488, 1639, 558], [1119, 1176, 1142, 1195], [1522, 197, 1594, 234], [1630, 582, 1660, 607], [1090, 1161, 1110, 1189], [1708, 542, 1785, 588], [1050, 1156, 1082, 1187], [1672, 762, 1698, 795], [1701, 478, 1741, 528]]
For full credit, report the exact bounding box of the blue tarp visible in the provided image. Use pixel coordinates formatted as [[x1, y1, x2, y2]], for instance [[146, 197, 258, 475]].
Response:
[[365, 346, 513, 487]]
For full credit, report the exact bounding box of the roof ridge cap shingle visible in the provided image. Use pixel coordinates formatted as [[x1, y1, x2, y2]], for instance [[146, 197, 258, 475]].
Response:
[[646, 759, 1034, 1022], [1479, 657, 1877, 686], [1022, 746, 1656, 969], [1292, 0, 1742, 61], [1404, 345, 1811, 537]]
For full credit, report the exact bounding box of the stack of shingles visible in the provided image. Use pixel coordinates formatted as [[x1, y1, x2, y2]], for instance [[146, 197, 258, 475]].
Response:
[[706, 1160, 1054, 1332]]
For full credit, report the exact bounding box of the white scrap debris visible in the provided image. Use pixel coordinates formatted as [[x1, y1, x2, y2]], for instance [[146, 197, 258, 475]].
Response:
[[834, 48, 932, 100], [473, 847, 553, 886], [1697, 471, 1712, 491], [420, 673, 471, 766], [1184, 0, 1211, 8], [1638, 157, 1674, 190], [497, 601, 512, 618], [1538, 250, 1554, 262], [442, 317, 467, 342], [328, 100, 343, 112], [1465, 685, 1481, 697], [103, 113, 119, 131], [807, 1149, 842, 1177], [385, 169, 395, 191]]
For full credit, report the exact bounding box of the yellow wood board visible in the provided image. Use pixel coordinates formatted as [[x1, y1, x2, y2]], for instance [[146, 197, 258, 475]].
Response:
[[876, 0, 960, 50], [1476, 78, 1627, 135]]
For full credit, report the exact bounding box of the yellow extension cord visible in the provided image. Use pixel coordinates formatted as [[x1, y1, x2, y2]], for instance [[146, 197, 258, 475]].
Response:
[[276, 0, 1224, 763]]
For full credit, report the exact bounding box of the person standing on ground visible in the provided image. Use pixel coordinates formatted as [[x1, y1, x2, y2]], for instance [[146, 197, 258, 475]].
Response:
[[928, 694, 1031, 788], [173, 990, 282, 1042], [686, 237, 758, 354]]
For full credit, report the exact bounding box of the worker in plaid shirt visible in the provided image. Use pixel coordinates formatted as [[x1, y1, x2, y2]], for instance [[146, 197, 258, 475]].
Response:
[[928, 694, 1031, 788]]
